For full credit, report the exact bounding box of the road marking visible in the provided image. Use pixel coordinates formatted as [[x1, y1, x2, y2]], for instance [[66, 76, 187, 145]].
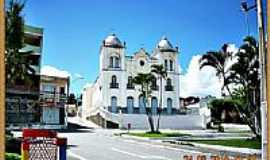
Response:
[[121, 138, 203, 154], [68, 151, 88, 160], [111, 147, 172, 160]]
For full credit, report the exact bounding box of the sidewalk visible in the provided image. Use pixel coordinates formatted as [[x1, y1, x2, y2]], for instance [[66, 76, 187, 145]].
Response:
[[67, 116, 101, 129]]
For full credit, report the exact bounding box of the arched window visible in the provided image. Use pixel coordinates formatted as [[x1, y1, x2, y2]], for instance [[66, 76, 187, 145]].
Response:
[[139, 95, 146, 114], [109, 57, 114, 68], [167, 98, 172, 114], [127, 97, 134, 114], [151, 97, 158, 115], [115, 57, 120, 68], [109, 56, 120, 68], [166, 78, 172, 86], [112, 75, 117, 83], [169, 60, 173, 71], [110, 75, 118, 88], [127, 76, 134, 89], [111, 96, 117, 113], [164, 60, 168, 71], [151, 77, 158, 90]]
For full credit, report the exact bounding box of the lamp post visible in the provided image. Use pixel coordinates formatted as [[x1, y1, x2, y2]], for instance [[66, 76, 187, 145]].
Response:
[[240, 1, 256, 35], [0, 0, 5, 159], [256, 1, 267, 159], [241, 1, 267, 159], [70, 75, 84, 117]]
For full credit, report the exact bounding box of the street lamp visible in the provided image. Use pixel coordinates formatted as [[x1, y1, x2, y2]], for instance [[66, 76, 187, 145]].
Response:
[[67, 74, 84, 118], [240, 1, 256, 35]]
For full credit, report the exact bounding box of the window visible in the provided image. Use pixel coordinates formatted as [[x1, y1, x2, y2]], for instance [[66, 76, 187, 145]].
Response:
[[140, 60, 145, 66], [60, 87, 65, 95], [167, 78, 172, 86], [43, 84, 56, 93], [164, 60, 168, 71], [127, 76, 134, 89], [151, 77, 158, 90], [109, 56, 120, 68], [115, 57, 120, 68], [112, 75, 117, 83], [169, 60, 173, 71], [127, 97, 134, 114], [165, 78, 173, 91], [110, 75, 119, 88], [110, 57, 113, 68]]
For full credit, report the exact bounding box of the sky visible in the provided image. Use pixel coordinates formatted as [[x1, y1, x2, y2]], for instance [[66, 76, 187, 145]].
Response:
[[21, 0, 265, 97]]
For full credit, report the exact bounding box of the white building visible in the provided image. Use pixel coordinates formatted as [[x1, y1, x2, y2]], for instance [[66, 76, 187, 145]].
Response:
[[39, 74, 69, 129], [82, 34, 209, 129]]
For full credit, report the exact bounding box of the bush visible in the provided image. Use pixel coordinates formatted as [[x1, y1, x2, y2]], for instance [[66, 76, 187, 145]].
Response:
[[210, 98, 243, 123], [218, 125, 224, 132], [5, 153, 21, 160]]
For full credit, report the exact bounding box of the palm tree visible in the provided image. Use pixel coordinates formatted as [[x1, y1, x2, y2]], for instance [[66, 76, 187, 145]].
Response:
[[226, 36, 260, 137], [5, 0, 35, 86], [151, 64, 167, 132], [199, 44, 232, 96], [133, 73, 156, 133]]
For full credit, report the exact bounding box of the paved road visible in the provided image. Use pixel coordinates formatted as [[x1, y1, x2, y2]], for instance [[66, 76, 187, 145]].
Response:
[[59, 122, 212, 160]]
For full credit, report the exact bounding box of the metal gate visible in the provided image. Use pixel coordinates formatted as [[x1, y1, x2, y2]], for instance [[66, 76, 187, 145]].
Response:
[[22, 129, 67, 160]]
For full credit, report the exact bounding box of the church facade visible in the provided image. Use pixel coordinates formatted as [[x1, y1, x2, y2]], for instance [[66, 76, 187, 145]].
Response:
[[83, 34, 180, 118]]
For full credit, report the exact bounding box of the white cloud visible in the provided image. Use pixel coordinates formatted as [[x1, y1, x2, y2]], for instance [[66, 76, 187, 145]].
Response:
[[74, 73, 84, 79], [41, 65, 71, 78], [180, 55, 222, 98], [180, 44, 239, 98]]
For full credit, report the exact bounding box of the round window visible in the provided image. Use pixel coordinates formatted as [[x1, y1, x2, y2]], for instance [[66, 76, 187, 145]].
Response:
[[140, 60, 145, 66]]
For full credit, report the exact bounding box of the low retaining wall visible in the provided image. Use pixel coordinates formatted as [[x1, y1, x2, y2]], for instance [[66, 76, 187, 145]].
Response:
[[120, 114, 208, 130]]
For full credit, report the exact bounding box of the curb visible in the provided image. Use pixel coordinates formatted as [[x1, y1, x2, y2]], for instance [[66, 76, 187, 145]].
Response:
[[165, 140, 261, 155], [119, 134, 261, 156]]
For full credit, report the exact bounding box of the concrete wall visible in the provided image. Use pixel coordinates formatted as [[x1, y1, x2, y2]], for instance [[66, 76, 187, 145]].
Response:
[[120, 114, 207, 130]]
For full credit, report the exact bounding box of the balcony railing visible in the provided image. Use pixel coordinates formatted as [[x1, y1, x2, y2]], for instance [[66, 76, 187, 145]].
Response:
[[165, 85, 174, 91], [108, 106, 120, 113], [40, 91, 67, 106], [126, 84, 135, 89], [107, 106, 182, 115], [110, 83, 119, 89]]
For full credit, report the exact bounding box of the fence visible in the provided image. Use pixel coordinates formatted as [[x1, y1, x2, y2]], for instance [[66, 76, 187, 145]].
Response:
[[21, 129, 67, 160]]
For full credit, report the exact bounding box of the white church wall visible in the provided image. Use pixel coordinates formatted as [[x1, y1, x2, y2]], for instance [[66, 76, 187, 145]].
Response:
[[120, 114, 207, 129]]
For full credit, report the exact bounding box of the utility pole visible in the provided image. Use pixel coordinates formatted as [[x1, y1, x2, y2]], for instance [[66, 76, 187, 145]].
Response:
[[256, 0, 267, 159], [267, 0, 270, 157], [0, 0, 5, 159]]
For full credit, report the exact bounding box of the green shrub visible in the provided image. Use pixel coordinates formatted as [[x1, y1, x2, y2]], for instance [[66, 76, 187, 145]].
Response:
[[218, 125, 224, 132], [5, 153, 21, 160]]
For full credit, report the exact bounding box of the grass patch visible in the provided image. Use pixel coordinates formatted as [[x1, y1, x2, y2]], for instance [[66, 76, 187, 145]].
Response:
[[189, 138, 261, 149], [128, 132, 190, 138]]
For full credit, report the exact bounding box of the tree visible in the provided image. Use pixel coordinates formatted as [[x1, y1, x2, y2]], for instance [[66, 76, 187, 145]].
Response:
[[5, 0, 35, 86], [226, 36, 260, 137], [199, 44, 233, 96], [151, 64, 167, 132], [67, 93, 77, 105], [202, 36, 261, 137], [132, 73, 156, 133]]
